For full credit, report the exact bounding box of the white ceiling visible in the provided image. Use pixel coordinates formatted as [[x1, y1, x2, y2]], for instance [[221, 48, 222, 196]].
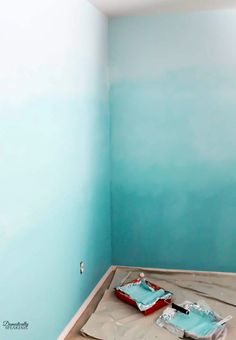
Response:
[[89, 0, 236, 17]]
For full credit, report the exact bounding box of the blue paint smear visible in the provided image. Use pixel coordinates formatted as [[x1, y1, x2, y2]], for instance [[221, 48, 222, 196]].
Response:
[[118, 282, 166, 305], [169, 310, 221, 337]]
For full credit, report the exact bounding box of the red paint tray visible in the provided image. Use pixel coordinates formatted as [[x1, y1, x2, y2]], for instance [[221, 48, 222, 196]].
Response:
[[114, 278, 173, 316]]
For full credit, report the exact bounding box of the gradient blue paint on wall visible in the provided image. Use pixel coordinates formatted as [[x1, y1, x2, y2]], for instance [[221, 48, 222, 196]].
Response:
[[109, 11, 236, 272], [0, 1, 110, 339]]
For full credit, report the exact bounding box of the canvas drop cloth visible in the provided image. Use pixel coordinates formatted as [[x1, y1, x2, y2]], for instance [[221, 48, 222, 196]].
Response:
[[81, 269, 236, 340]]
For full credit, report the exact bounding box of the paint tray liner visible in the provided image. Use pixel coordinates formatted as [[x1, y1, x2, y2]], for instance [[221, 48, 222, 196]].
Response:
[[156, 300, 231, 339], [114, 278, 173, 315]]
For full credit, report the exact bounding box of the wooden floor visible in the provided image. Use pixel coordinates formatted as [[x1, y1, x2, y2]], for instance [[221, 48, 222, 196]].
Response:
[[64, 266, 236, 340]]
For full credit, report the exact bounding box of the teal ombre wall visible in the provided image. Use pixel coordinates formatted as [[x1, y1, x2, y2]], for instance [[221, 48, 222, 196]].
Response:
[[0, 1, 110, 339], [110, 10, 236, 272], [1, 4, 236, 338]]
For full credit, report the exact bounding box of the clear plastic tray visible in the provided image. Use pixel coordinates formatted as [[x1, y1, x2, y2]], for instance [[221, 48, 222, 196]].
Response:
[[156, 300, 229, 340]]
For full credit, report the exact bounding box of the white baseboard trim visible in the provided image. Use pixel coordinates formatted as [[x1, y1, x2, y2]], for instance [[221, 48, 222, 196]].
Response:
[[57, 265, 116, 340], [116, 264, 236, 277]]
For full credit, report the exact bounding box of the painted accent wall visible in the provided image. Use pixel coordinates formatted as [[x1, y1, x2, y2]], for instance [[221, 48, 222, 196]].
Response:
[[110, 10, 236, 272], [0, 1, 110, 339]]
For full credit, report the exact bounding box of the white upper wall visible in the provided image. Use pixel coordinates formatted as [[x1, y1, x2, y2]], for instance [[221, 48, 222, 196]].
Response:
[[89, 0, 236, 17], [0, 0, 108, 108]]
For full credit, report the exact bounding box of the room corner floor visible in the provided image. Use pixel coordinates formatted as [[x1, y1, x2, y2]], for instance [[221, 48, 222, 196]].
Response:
[[66, 267, 236, 340]]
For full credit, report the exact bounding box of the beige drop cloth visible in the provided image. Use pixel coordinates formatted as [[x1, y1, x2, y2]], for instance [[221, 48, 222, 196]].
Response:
[[81, 269, 236, 340]]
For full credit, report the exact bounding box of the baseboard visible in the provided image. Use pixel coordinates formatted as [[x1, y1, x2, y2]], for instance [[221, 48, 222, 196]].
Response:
[[57, 265, 116, 340], [116, 264, 236, 277]]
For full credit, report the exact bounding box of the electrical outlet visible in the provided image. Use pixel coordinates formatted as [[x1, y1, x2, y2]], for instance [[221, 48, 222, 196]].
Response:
[[80, 261, 84, 274]]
